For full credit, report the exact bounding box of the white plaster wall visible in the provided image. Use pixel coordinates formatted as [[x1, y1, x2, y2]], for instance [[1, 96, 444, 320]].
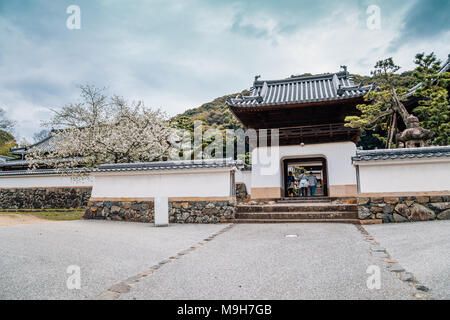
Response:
[[251, 142, 357, 189], [91, 168, 233, 198], [0, 174, 92, 188], [235, 170, 252, 193], [357, 158, 450, 193]]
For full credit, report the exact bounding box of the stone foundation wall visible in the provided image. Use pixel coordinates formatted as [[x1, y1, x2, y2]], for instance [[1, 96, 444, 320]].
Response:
[[84, 199, 236, 224], [170, 200, 236, 223], [0, 187, 92, 209], [84, 200, 154, 222], [357, 195, 450, 223]]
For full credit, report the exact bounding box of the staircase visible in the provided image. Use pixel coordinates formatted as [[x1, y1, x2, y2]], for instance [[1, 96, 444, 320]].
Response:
[[277, 196, 332, 203], [235, 198, 360, 224]]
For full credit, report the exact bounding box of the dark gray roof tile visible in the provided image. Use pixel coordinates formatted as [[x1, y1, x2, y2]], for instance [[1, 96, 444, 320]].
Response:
[[95, 159, 242, 172], [227, 71, 374, 107], [352, 146, 450, 162], [0, 159, 244, 176]]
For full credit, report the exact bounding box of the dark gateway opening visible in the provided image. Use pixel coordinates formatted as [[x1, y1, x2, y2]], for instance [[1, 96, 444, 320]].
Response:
[[283, 157, 328, 198]]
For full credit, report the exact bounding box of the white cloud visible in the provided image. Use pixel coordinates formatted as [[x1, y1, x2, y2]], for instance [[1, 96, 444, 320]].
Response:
[[0, 0, 447, 141]]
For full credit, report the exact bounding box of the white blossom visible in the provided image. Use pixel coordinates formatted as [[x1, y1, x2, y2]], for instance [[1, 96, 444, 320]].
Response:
[[27, 85, 175, 177]]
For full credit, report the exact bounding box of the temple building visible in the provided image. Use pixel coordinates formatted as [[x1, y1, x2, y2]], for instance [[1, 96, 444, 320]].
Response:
[[1, 58, 449, 224], [227, 67, 374, 199]]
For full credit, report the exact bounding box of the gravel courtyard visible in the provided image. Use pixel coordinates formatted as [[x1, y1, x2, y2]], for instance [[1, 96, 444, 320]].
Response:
[[366, 220, 450, 300], [0, 219, 448, 300]]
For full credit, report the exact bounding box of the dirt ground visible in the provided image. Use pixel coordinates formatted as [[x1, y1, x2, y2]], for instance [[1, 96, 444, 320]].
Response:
[[0, 214, 51, 227]]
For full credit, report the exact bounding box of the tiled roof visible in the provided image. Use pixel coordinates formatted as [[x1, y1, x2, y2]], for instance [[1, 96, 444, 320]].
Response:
[[95, 159, 243, 173], [0, 157, 78, 168], [0, 168, 80, 177], [352, 146, 450, 162], [227, 70, 374, 108], [0, 159, 243, 176], [10, 134, 55, 156], [0, 159, 29, 167], [0, 155, 15, 163]]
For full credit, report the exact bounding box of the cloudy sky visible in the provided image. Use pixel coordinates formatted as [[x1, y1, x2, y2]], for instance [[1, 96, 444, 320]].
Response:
[[0, 0, 449, 141]]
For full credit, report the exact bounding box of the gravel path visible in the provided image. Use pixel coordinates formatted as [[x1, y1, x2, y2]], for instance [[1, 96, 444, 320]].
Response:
[[365, 220, 450, 299], [0, 220, 225, 299], [119, 224, 415, 300], [3, 220, 443, 300]]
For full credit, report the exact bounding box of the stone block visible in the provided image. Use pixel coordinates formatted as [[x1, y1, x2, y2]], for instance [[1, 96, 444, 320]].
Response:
[[382, 204, 394, 214], [131, 203, 141, 210], [429, 202, 450, 211], [381, 214, 394, 223], [384, 197, 400, 204], [429, 196, 442, 203], [437, 209, 450, 220], [110, 206, 121, 214], [121, 202, 132, 209], [181, 202, 190, 209], [358, 206, 372, 219], [410, 204, 436, 221], [393, 213, 408, 223], [416, 196, 430, 204], [371, 197, 384, 204], [102, 207, 110, 217], [394, 203, 410, 217], [357, 197, 370, 205]]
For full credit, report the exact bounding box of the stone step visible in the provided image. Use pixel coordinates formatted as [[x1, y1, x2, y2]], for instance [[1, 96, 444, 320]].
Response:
[[235, 211, 358, 220], [237, 204, 357, 213], [278, 199, 331, 204], [234, 218, 361, 224], [279, 197, 330, 202]]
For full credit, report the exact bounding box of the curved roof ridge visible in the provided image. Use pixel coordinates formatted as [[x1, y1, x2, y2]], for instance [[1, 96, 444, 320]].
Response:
[[352, 145, 450, 162], [253, 71, 349, 86], [227, 67, 373, 108]]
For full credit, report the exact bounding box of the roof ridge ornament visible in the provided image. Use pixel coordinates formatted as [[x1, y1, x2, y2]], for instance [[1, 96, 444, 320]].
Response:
[[332, 74, 342, 95], [259, 81, 268, 97]]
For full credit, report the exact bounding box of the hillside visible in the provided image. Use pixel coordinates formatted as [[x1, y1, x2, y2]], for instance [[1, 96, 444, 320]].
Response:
[[352, 70, 417, 88], [0, 130, 16, 156], [172, 91, 249, 131]]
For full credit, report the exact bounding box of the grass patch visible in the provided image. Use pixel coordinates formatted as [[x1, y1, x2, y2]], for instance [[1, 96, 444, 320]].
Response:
[[0, 210, 85, 221]]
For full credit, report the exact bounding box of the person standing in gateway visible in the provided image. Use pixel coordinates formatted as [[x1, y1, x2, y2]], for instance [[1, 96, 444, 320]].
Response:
[[308, 172, 318, 197], [298, 170, 309, 197], [286, 171, 296, 197]]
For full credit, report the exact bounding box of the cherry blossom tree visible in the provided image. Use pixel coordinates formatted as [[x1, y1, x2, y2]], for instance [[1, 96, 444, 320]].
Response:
[[27, 85, 175, 175]]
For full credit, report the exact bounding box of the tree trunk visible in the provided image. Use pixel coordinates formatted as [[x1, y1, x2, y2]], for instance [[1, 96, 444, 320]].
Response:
[[391, 88, 411, 125], [387, 113, 397, 149]]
